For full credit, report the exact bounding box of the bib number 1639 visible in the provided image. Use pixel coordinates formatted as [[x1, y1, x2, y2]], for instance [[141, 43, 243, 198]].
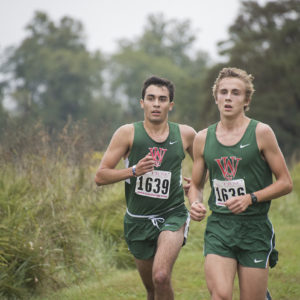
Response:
[[135, 170, 171, 199]]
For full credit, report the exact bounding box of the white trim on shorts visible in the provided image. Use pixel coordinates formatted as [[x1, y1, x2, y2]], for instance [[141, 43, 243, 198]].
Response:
[[126, 202, 186, 230]]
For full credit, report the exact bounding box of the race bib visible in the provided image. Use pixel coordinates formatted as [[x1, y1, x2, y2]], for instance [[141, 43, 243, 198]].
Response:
[[213, 179, 246, 206], [135, 170, 171, 199]]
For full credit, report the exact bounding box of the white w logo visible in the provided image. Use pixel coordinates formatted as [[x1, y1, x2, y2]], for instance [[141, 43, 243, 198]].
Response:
[[149, 147, 168, 167]]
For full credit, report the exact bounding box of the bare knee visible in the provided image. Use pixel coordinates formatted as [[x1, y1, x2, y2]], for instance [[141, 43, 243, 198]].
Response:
[[208, 285, 232, 300], [152, 270, 171, 288], [206, 273, 233, 300]]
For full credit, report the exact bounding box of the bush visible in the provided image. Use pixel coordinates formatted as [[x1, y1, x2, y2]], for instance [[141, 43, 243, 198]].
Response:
[[0, 121, 129, 298]]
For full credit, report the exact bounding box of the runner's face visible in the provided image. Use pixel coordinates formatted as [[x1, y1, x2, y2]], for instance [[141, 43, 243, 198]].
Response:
[[140, 85, 174, 123], [216, 78, 249, 117]]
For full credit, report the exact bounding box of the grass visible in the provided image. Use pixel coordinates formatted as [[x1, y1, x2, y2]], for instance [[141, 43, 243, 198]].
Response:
[[1, 123, 299, 300], [31, 163, 300, 300], [31, 192, 300, 300]]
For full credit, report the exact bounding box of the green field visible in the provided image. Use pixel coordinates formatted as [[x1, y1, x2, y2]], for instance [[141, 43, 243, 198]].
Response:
[[32, 194, 300, 300], [1, 150, 299, 300]]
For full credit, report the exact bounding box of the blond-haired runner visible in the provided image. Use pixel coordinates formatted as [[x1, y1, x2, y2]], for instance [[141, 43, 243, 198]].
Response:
[[188, 67, 293, 300]]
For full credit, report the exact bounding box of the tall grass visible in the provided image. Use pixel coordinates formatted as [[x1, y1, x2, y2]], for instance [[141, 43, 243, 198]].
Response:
[[31, 161, 300, 300], [0, 121, 132, 299], [0, 121, 299, 299]]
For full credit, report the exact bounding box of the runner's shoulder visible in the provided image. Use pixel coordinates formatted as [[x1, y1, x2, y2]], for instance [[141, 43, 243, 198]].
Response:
[[114, 123, 134, 136], [195, 128, 208, 142], [178, 124, 197, 141], [111, 124, 134, 146], [256, 122, 275, 138], [178, 123, 197, 135]]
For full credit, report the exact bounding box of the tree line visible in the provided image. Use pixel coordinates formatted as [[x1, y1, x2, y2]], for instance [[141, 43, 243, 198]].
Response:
[[0, 0, 299, 160]]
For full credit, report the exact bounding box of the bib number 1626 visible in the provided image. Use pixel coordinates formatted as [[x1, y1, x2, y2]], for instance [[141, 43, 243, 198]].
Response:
[[213, 179, 246, 206]]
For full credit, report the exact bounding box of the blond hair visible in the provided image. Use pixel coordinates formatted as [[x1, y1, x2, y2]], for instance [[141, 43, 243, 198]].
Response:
[[212, 67, 255, 111]]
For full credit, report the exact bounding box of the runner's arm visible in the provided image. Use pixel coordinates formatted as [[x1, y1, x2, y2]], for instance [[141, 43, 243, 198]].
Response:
[[225, 123, 293, 213], [94, 124, 133, 185], [179, 124, 197, 160], [252, 123, 293, 202], [188, 130, 208, 221], [179, 124, 197, 195], [94, 125, 155, 186]]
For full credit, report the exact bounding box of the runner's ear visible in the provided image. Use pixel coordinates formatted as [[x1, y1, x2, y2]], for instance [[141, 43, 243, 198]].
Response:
[[140, 99, 144, 109]]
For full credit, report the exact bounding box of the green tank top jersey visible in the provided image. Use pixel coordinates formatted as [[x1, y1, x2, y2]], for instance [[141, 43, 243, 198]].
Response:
[[125, 121, 185, 215], [204, 119, 272, 216]]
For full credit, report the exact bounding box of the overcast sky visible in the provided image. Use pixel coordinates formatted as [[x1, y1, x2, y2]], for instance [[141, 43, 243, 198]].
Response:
[[0, 0, 267, 61]]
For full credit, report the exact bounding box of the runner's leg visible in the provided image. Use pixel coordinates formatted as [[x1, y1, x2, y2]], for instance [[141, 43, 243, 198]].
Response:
[[205, 254, 237, 300], [135, 257, 155, 300], [152, 225, 185, 300], [238, 265, 268, 300]]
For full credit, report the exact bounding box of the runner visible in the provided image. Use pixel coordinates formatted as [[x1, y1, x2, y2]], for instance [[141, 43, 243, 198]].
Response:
[[95, 75, 196, 299], [188, 67, 293, 300]]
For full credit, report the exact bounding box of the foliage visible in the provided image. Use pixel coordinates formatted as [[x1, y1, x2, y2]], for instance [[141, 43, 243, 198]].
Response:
[[0, 83, 8, 136], [107, 13, 209, 128], [1, 3, 299, 158], [0, 120, 299, 299], [87, 183, 135, 269], [0, 174, 47, 299], [0, 11, 109, 130], [31, 161, 300, 300], [202, 0, 300, 158], [0, 122, 129, 299], [0, 2, 299, 298]]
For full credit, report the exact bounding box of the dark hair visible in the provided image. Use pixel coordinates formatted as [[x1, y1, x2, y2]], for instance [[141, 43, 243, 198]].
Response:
[[141, 76, 175, 101]]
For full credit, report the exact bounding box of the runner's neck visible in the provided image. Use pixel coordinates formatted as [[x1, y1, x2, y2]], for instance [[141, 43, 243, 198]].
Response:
[[143, 120, 169, 143], [216, 117, 250, 146]]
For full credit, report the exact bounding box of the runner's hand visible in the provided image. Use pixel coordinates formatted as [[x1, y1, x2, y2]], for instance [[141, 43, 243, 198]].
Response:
[[190, 201, 206, 222], [135, 153, 155, 176], [183, 177, 191, 196], [225, 194, 252, 214]]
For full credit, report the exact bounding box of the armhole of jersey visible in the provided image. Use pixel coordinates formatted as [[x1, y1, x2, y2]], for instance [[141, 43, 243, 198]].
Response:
[[124, 123, 136, 184], [203, 124, 214, 161], [251, 119, 260, 150], [125, 122, 137, 163], [253, 120, 266, 161], [176, 123, 185, 159]]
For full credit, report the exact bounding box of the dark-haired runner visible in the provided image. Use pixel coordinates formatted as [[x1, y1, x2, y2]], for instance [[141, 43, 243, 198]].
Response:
[[95, 75, 196, 299]]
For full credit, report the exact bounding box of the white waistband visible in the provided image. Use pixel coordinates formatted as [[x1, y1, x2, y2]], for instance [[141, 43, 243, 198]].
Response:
[[126, 203, 184, 229], [126, 202, 184, 219]]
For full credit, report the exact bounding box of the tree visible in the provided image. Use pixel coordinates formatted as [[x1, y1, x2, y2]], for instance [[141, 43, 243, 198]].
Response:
[[107, 13, 209, 129], [0, 82, 8, 137], [0, 12, 106, 129], [202, 0, 300, 159]]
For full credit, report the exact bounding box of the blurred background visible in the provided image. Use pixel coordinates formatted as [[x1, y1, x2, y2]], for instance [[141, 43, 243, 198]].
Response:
[[0, 0, 299, 158], [0, 1, 299, 299]]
